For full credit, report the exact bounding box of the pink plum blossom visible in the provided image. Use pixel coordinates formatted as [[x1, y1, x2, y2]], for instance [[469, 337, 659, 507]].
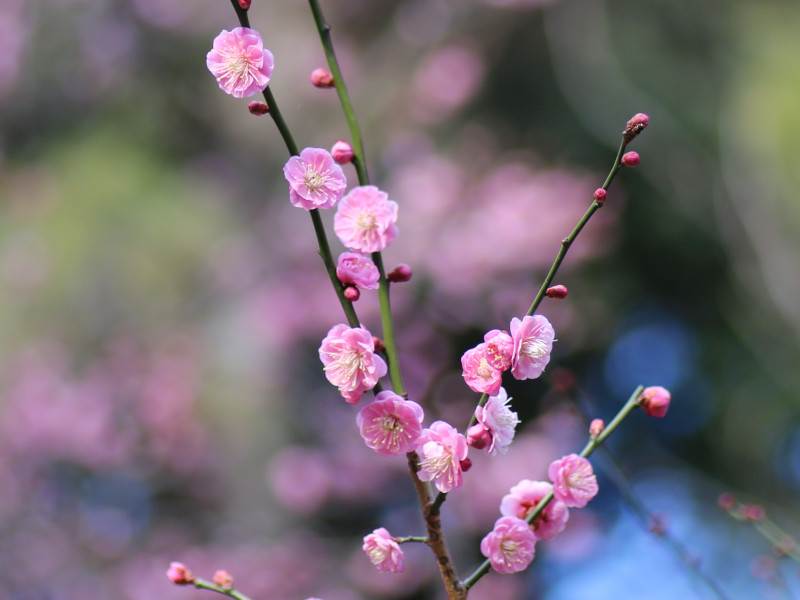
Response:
[[470, 387, 519, 456], [283, 148, 347, 210], [461, 343, 503, 395], [416, 421, 468, 493], [362, 527, 404, 573], [548, 454, 598, 508], [357, 391, 424, 456], [334, 185, 399, 253], [484, 329, 513, 371], [206, 27, 274, 98], [500, 480, 569, 541], [639, 386, 671, 418], [510, 315, 555, 380], [319, 324, 387, 404], [336, 252, 380, 291], [480, 516, 536, 574], [166, 562, 195, 585]]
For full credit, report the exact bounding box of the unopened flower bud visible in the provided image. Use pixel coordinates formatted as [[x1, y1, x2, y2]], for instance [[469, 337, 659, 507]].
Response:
[[621, 151, 640, 167], [466, 423, 491, 450], [741, 504, 765, 522], [311, 68, 335, 88], [343, 285, 360, 302], [248, 101, 269, 115], [213, 570, 234, 590], [331, 140, 354, 164], [459, 457, 472, 472], [167, 562, 195, 585], [717, 492, 736, 511], [623, 112, 649, 142], [639, 386, 670, 418], [387, 264, 413, 283], [546, 285, 568, 300], [372, 336, 385, 353], [593, 188, 607, 204], [589, 418, 605, 438], [238, 0, 251, 9]]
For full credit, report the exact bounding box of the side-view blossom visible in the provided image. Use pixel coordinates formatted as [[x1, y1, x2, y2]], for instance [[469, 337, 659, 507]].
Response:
[[284, 148, 347, 210], [500, 479, 569, 541], [334, 185, 399, 253], [480, 516, 537, 574], [510, 315, 555, 380], [336, 252, 380, 291], [639, 386, 671, 418], [363, 527, 404, 573], [461, 344, 503, 395], [469, 387, 519, 456], [416, 421, 468, 493], [319, 324, 387, 404], [206, 27, 274, 98], [548, 454, 598, 508], [357, 391, 424, 456]]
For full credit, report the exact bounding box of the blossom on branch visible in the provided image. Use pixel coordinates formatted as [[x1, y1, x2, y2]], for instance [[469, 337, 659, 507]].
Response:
[[461, 344, 503, 395], [500, 479, 569, 541], [334, 185, 399, 253], [363, 527, 405, 573], [319, 324, 387, 404], [284, 148, 347, 210], [336, 252, 379, 291], [468, 387, 519, 456], [510, 315, 555, 380], [416, 421, 468, 493], [548, 454, 598, 508], [357, 391, 424, 456], [480, 516, 537, 574], [206, 27, 274, 98]]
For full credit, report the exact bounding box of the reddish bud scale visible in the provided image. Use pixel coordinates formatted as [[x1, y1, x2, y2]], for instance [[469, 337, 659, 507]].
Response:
[[621, 151, 640, 167], [546, 284, 568, 299], [311, 68, 335, 88], [248, 101, 269, 115]]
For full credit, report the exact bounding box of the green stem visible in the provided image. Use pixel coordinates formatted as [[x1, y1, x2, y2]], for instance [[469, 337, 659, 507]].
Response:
[[193, 578, 253, 600], [395, 535, 429, 544], [462, 385, 644, 591], [373, 252, 406, 395]]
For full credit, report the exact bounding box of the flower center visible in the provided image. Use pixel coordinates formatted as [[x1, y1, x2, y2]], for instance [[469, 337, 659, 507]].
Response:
[[304, 168, 327, 192], [521, 338, 548, 359], [476, 357, 495, 379]]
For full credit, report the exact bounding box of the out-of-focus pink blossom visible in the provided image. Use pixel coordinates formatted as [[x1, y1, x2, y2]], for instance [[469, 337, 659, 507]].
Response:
[[331, 141, 354, 164], [387, 264, 413, 283], [334, 186, 399, 253], [500, 480, 569, 541], [461, 344, 503, 395], [319, 324, 387, 404], [416, 421, 468, 493], [589, 419, 605, 438], [510, 315, 554, 380], [483, 329, 513, 371], [336, 252, 379, 291], [362, 528, 404, 573], [356, 391, 424, 456], [548, 454, 598, 508], [471, 387, 519, 456], [283, 148, 347, 211], [213, 570, 233, 590], [166, 562, 194, 584], [480, 516, 536, 574], [639, 386, 671, 418], [206, 27, 273, 98]]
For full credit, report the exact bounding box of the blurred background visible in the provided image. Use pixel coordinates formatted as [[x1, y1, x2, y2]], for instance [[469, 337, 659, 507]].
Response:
[[1, 0, 800, 598]]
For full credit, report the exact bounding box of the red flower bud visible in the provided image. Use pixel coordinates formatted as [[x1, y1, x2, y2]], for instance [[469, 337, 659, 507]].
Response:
[[621, 151, 640, 167], [331, 140, 354, 164], [546, 284, 568, 299], [593, 188, 607, 204], [639, 386, 670, 418], [248, 101, 269, 115], [311, 68, 335, 88], [623, 112, 649, 142], [343, 285, 360, 302], [387, 264, 413, 283], [167, 562, 195, 585]]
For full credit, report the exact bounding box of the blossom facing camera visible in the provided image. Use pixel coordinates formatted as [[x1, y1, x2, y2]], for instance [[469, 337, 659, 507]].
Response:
[[319, 324, 387, 404], [500, 480, 569, 541], [480, 516, 537, 574], [334, 185, 399, 253], [336, 252, 380, 290], [363, 528, 404, 573], [166, 562, 195, 585], [639, 386, 671, 418], [472, 387, 519, 456], [357, 391, 424, 456], [461, 343, 503, 395], [548, 454, 598, 508], [207, 28, 274, 98], [509, 315, 555, 381], [621, 151, 640, 167], [284, 148, 347, 211], [416, 421, 468, 493]]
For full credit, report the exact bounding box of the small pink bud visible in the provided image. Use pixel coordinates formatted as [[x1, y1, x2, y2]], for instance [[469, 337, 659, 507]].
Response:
[[311, 68, 335, 88], [621, 151, 640, 167], [459, 457, 472, 472], [741, 504, 765, 522], [248, 101, 269, 115], [623, 112, 649, 142], [213, 570, 234, 590], [167, 562, 195, 585], [466, 423, 491, 450], [589, 418, 605, 438], [387, 264, 413, 283], [718, 492, 736, 511], [331, 140, 354, 164], [639, 386, 670, 418], [238, 0, 251, 9], [343, 285, 360, 302], [593, 188, 607, 204], [372, 336, 386, 354], [546, 284, 568, 300]]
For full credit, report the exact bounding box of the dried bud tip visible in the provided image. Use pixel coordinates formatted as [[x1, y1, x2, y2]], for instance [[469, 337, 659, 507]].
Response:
[[638, 386, 670, 418], [331, 140, 354, 164], [741, 504, 765, 522], [717, 492, 736, 511], [459, 457, 472, 472], [248, 101, 269, 116], [213, 570, 234, 591], [546, 284, 568, 299], [593, 188, 607, 204], [311, 68, 335, 88], [621, 151, 640, 168], [343, 285, 360, 302], [372, 336, 386, 354], [466, 423, 491, 450], [387, 264, 413, 283], [237, 0, 251, 9], [589, 418, 605, 438], [167, 562, 195, 585], [623, 112, 649, 141]]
